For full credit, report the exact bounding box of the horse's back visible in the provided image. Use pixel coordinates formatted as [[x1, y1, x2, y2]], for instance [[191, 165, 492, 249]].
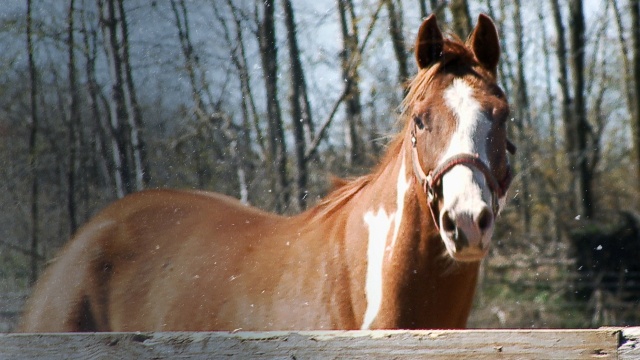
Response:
[[19, 189, 283, 332]]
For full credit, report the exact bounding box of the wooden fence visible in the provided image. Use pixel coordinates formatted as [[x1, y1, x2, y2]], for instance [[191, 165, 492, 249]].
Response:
[[1, 327, 638, 359]]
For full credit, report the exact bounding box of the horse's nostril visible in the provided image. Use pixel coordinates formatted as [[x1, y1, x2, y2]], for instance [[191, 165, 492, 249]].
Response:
[[441, 210, 456, 233], [477, 207, 493, 232]]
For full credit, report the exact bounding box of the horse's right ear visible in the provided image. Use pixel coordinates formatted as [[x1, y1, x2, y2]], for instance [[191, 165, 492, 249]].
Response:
[[415, 15, 444, 69]]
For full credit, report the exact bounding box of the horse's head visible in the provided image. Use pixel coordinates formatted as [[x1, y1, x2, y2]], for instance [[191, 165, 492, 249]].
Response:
[[406, 14, 513, 262]]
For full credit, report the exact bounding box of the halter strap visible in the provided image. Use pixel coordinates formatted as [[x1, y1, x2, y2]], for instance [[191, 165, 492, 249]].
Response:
[[410, 127, 514, 231]]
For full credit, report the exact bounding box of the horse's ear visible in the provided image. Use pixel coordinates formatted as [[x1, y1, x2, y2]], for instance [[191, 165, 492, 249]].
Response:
[[467, 14, 500, 74], [415, 15, 443, 69]]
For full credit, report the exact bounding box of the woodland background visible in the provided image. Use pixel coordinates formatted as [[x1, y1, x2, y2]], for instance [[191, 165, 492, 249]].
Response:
[[1, 0, 640, 331]]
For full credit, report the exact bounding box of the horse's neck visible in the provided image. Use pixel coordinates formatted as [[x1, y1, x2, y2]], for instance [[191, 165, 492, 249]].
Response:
[[341, 138, 480, 329]]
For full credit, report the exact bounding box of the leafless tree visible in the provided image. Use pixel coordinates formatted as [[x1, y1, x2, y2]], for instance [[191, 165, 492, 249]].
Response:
[[26, 0, 40, 285], [385, 0, 409, 86], [256, 0, 290, 212], [631, 0, 640, 188], [337, 0, 366, 167], [568, 0, 593, 218], [449, 0, 472, 38], [67, 0, 80, 234], [98, 0, 147, 198], [283, 0, 313, 210]]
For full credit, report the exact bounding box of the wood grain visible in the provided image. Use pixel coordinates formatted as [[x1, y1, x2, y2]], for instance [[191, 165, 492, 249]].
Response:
[[1, 328, 637, 360]]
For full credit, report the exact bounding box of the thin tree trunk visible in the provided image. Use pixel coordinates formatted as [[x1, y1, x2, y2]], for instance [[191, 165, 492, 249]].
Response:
[[82, 9, 113, 193], [513, 0, 531, 233], [430, 0, 445, 19], [449, 0, 472, 39], [26, 0, 40, 285], [569, 0, 593, 218], [385, 0, 409, 86], [257, 0, 290, 212], [225, 0, 265, 160], [282, 0, 312, 210], [631, 0, 640, 189], [67, 0, 79, 234], [99, 0, 131, 198], [337, 0, 365, 167], [170, 0, 208, 118], [610, 0, 635, 124], [539, 4, 563, 251], [172, 0, 216, 190], [550, 0, 577, 214], [418, 0, 427, 19], [117, 0, 148, 190], [487, 0, 512, 97]]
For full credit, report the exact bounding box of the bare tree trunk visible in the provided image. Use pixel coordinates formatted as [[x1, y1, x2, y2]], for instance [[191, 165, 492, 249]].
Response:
[[282, 0, 312, 210], [67, 0, 79, 234], [170, 0, 209, 118], [430, 0, 446, 19], [550, 0, 577, 216], [98, 0, 148, 197], [99, 0, 131, 198], [539, 4, 563, 250], [385, 0, 409, 86], [212, 2, 254, 204], [418, 0, 428, 19], [257, 0, 290, 212], [172, 0, 217, 190], [26, 0, 40, 285], [449, 0, 472, 39], [224, 0, 265, 161], [631, 0, 640, 190], [337, 0, 365, 167], [117, 0, 148, 190], [81, 8, 113, 194], [611, 0, 635, 126], [513, 0, 531, 233], [569, 0, 593, 218]]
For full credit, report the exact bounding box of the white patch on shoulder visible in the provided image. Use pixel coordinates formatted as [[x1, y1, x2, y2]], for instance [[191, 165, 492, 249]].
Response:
[[361, 157, 410, 330], [362, 208, 392, 330], [388, 158, 410, 258]]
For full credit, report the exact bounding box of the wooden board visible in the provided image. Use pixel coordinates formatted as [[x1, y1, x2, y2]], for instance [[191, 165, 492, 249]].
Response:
[[1, 328, 637, 360], [620, 327, 640, 360]]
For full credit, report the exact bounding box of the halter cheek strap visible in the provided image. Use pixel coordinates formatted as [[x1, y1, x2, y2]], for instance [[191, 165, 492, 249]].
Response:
[[410, 127, 514, 231]]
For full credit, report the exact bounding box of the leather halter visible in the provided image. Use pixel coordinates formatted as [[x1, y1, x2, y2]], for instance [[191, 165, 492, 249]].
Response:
[[410, 124, 514, 231]]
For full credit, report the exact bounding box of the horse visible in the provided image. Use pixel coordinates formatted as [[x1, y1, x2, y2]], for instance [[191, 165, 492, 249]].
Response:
[[19, 14, 513, 332]]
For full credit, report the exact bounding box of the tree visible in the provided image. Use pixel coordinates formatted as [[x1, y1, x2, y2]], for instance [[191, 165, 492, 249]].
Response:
[[98, 0, 147, 198], [568, 0, 593, 218], [257, 0, 290, 212], [66, 0, 80, 234], [631, 0, 640, 189], [385, 0, 409, 86], [283, 0, 313, 210], [512, 0, 532, 233], [26, 0, 40, 285], [449, 0, 472, 39], [337, 0, 365, 167]]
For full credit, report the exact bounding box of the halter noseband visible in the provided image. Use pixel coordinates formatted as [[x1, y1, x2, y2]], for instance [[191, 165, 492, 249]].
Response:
[[410, 125, 514, 231]]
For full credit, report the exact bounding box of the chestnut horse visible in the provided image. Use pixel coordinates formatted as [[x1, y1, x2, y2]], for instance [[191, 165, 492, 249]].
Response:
[[20, 14, 512, 332]]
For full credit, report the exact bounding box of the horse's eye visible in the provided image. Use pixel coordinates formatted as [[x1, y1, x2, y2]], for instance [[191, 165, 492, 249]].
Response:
[[413, 114, 425, 130], [413, 109, 432, 131]]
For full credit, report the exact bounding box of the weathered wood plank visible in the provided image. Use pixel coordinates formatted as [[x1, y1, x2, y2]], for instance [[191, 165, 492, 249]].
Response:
[[0, 328, 633, 360], [620, 327, 640, 360]]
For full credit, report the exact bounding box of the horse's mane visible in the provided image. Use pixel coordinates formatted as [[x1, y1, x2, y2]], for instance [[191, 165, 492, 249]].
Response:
[[304, 36, 476, 222]]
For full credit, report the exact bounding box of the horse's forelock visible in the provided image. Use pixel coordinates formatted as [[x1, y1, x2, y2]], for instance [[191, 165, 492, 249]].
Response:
[[401, 38, 477, 118]]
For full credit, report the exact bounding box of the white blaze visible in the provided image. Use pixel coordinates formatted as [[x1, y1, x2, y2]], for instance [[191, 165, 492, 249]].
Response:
[[440, 78, 494, 251], [361, 159, 410, 330]]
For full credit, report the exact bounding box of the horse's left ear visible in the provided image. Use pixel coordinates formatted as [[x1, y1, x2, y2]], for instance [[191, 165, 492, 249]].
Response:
[[467, 14, 500, 74]]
